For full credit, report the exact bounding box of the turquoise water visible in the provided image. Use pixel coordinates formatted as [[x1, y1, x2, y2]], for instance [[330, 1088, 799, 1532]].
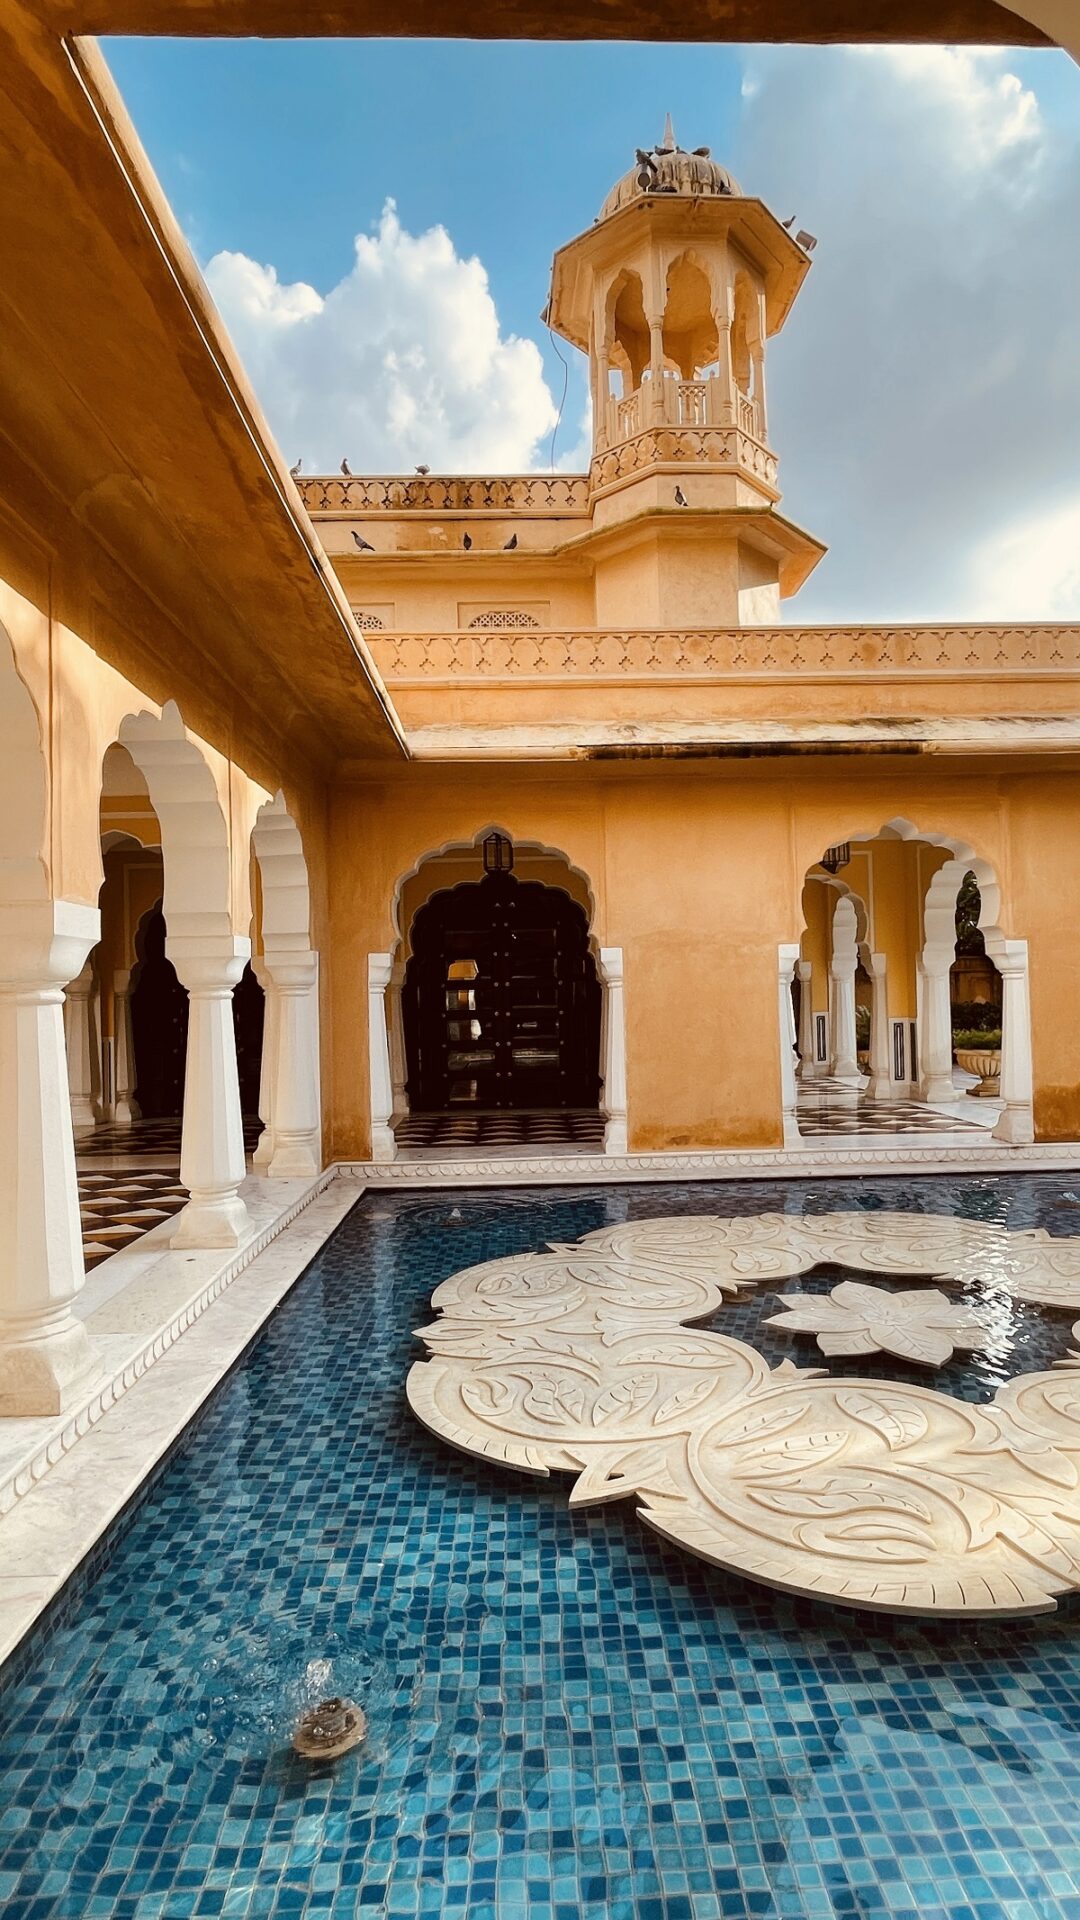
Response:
[[4, 1174, 1080, 1919]]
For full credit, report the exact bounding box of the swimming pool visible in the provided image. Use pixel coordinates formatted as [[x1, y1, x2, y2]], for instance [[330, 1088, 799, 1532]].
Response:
[[4, 1174, 1080, 1920]]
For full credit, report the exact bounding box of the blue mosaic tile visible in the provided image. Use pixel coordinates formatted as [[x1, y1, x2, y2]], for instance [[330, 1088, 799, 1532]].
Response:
[[5, 1175, 1080, 1917]]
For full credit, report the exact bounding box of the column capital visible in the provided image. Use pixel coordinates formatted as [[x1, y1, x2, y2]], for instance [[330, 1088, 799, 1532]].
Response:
[[0, 900, 99, 991], [166, 932, 250, 992], [599, 945, 624, 988], [263, 947, 318, 995], [368, 952, 393, 992]]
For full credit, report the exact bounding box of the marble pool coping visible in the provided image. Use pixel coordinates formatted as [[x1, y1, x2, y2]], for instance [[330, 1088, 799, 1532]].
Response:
[[0, 1174, 358, 1670]]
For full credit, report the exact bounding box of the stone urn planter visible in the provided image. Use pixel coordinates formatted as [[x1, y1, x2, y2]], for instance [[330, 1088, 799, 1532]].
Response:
[[955, 1046, 1001, 1097]]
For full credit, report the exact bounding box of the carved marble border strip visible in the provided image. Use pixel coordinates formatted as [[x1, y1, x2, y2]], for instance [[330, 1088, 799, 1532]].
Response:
[[341, 1140, 1080, 1189], [408, 1210, 1080, 1618]]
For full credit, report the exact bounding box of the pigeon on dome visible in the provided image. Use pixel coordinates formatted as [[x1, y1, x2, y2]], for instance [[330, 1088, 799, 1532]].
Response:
[[600, 117, 742, 220]]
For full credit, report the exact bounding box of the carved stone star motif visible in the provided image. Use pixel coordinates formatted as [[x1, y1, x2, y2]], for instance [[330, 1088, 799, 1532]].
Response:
[[765, 1280, 990, 1367]]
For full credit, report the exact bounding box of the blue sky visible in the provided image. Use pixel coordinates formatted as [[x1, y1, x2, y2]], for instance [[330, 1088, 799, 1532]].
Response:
[[105, 38, 1080, 621]]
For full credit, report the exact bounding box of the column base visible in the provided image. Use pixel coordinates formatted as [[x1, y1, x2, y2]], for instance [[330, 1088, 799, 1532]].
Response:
[[251, 1129, 275, 1170], [993, 1105, 1035, 1147], [922, 1076, 957, 1104], [866, 1073, 893, 1100], [0, 1319, 101, 1418], [604, 1116, 628, 1157], [70, 1097, 98, 1130], [371, 1122, 397, 1163], [171, 1190, 250, 1249], [268, 1134, 320, 1178], [113, 1099, 141, 1125]]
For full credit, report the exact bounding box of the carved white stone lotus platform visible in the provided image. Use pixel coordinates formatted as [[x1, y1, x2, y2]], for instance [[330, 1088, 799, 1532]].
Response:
[[407, 1211, 1080, 1618]]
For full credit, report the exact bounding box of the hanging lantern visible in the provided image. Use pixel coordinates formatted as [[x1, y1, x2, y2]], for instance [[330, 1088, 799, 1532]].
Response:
[[483, 831, 514, 875], [820, 843, 850, 875]]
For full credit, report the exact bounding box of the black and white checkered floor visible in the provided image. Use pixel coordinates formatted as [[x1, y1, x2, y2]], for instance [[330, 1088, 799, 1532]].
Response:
[[78, 1168, 189, 1269], [74, 1116, 263, 1268], [797, 1079, 989, 1138], [76, 1116, 263, 1157], [393, 1109, 607, 1153]]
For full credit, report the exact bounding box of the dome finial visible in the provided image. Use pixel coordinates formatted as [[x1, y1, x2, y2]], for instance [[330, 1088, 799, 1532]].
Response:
[[662, 112, 677, 152]]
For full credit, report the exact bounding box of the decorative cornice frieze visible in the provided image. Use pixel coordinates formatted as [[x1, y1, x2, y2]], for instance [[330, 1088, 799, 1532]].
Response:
[[366, 623, 1080, 686], [298, 474, 591, 515]]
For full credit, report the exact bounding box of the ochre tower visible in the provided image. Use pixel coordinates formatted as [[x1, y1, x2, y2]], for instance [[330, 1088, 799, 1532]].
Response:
[[546, 120, 825, 624]]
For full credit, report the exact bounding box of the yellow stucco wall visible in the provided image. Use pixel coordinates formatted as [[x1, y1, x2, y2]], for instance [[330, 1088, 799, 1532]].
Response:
[[324, 762, 1080, 1156]]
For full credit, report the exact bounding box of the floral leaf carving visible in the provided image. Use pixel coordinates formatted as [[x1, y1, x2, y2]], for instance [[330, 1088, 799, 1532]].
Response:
[[750, 1484, 933, 1523], [523, 1373, 586, 1425], [654, 1376, 716, 1425], [460, 1377, 514, 1417], [592, 1373, 658, 1427], [745, 1430, 847, 1479], [836, 1390, 929, 1450]]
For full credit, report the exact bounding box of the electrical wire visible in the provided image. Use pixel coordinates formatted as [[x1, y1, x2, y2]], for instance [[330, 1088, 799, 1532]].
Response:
[[546, 322, 571, 471]]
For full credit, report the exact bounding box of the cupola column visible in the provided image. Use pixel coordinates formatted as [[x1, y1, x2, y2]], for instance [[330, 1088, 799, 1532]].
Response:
[[714, 310, 735, 428], [646, 310, 666, 423]]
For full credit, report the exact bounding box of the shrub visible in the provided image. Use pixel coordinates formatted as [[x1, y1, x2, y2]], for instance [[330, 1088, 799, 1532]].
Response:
[[953, 1029, 1001, 1051], [951, 999, 1001, 1032]]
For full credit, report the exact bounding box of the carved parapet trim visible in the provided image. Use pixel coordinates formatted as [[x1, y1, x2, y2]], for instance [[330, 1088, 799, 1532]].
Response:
[[366, 623, 1080, 685], [588, 426, 779, 495], [298, 473, 591, 515]]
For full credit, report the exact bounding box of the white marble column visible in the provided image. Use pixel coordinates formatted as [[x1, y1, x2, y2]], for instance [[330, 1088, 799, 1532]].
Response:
[[600, 946, 628, 1156], [830, 955, 862, 1085], [919, 958, 956, 1104], [64, 958, 97, 1130], [796, 960, 816, 1078], [778, 945, 800, 1125], [866, 953, 892, 1100], [993, 940, 1035, 1146], [112, 968, 141, 1125], [368, 952, 395, 1162], [251, 956, 276, 1170], [168, 934, 250, 1248], [0, 901, 102, 1415], [388, 959, 408, 1125], [89, 981, 105, 1122], [265, 949, 321, 1177]]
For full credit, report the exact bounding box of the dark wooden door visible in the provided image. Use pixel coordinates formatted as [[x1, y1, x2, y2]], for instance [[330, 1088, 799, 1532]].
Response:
[[404, 874, 601, 1111], [130, 908, 188, 1118]]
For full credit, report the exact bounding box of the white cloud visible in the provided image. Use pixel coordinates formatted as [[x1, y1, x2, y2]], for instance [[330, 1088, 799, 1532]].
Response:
[[206, 202, 558, 473], [969, 492, 1080, 618], [735, 43, 1080, 621]]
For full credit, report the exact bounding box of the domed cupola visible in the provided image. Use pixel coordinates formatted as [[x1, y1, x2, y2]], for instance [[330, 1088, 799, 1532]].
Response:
[[543, 124, 825, 622], [599, 116, 742, 222]]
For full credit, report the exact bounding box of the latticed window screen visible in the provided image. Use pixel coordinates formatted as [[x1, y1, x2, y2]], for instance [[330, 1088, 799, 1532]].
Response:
[[467, 611, 540, 630], [352, 611, 385, 631]]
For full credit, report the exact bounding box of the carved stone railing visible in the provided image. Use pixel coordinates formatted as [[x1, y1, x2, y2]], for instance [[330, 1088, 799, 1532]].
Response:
[[298, 473, 591, 514], [590, 426, 779, 493], [603, 371, 762, 447], [366, 624, 1080, 682]]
